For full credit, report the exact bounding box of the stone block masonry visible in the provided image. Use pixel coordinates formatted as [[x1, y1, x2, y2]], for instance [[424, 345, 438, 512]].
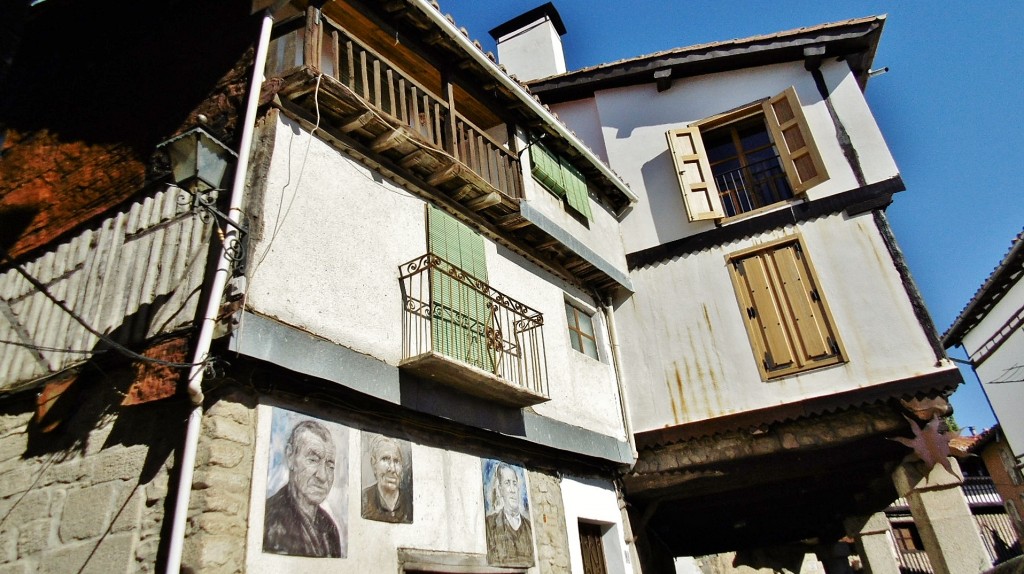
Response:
[[0, 391, 181, 573], [529, 470, 572, 573], [182, 390, 258, 574]]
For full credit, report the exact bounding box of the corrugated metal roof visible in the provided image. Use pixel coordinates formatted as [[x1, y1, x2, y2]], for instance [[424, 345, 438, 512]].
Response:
[[0, 185, 212, 391]]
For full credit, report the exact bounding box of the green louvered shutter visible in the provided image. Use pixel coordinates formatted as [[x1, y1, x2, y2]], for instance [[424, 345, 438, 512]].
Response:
[[428, 206, 494, 372], [530, 143, 565, 196], [560, 161, 592, 220]]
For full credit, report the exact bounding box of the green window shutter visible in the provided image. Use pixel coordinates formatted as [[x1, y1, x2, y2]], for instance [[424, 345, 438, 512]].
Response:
[[427, 206, 493, 372], [560, 161, 592, 220], [530, 143, 565, 196]]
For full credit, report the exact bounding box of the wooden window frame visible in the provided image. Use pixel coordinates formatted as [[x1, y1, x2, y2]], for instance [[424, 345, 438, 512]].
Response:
[[565, 301, 599, 360], [727, 235, 845, 380], [668, 87, 829, 222]]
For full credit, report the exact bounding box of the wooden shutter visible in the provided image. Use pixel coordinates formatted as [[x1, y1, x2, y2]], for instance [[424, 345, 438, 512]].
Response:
[[427, 206, 493, 371], [666, 127, 725, 221], [763, 87, 829, 193], [772, 244, 835, 360], [730, 238, 843, 379], [530, 143, 565, 196], [732, 254, 796, 373], [561, 160, 593, 220]]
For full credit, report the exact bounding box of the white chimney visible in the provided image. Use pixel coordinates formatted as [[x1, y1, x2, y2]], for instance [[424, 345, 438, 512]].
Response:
[[489, 2, 567, 82]]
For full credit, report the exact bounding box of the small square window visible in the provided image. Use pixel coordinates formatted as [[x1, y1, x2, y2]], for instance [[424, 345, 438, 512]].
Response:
[[565, 302, 598, 359]]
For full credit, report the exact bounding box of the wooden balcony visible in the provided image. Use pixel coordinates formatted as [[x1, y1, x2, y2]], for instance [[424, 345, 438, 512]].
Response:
[[265, 8, 523, 220], [398, 253, 549, 407]]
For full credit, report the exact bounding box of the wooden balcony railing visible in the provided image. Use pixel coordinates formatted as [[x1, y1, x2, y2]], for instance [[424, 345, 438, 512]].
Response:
[[268, 13, 524, 201], [399, 254, 548, 404]]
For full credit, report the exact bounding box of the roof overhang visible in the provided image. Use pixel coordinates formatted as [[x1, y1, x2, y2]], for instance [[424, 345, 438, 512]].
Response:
[[528, 16, 886, 104], [943, 229, 1024, 346]]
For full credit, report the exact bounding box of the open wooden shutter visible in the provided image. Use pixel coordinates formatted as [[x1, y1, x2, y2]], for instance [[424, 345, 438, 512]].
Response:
[[428, 206, 493, 371], [763, 87, 829, 193], [666, 127, 725, 221], [530, 143, 565, 196], [732, 254, 795, 373], [561, 160, 592, 220]]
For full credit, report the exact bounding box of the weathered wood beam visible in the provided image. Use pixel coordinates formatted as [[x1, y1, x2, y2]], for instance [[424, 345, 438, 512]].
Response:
[[338, 111, 375, 133], [426, 163, 463, 186], [465, 192, 501, 211], [497, 213, 531, 230], [450, 184, 474, 201], [370, 128, 406, 152], [399, 149, 428, 169]]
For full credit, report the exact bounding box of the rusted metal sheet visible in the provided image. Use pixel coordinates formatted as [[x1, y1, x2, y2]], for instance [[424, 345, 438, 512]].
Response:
[[0, 185, 212, 391]]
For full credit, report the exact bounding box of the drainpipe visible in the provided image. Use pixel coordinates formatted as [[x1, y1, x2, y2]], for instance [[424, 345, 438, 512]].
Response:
[[165, 10, 274, 573], [601, 296, 637, 462]]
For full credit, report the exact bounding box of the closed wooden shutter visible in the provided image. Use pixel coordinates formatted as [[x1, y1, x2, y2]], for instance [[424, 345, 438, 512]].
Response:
[[733, 253, 796, 372], [730, 238, 843, 379], [666, 127, 725, 221], [428, 206, 493, 371], [561, 160, 593, 220], [763, 87, 829, 193]]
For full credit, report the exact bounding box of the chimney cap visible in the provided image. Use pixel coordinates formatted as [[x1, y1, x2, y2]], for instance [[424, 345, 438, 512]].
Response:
[[488, 2, 566, 41]]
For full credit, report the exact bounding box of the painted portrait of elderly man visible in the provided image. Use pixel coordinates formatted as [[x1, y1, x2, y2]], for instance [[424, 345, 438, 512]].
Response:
[[482, 459, 535, 566], [263, 408, 348, 558], [360, 432, 413, 523]]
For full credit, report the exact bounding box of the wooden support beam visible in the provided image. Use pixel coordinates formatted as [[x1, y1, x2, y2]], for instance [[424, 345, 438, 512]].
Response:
[[450, 184, 474, 201], [370, 128, 406, 152], [399, 149, 428, 169], [339, 111, 375, 133], [465, 192, 501, 212], [497, 213, 532, 230], [426, 163, 463, 186]]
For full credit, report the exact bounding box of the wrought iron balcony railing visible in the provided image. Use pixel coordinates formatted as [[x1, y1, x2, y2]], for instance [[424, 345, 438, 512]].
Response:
[[399, 254, 548, 405], [267, 14, 524, 201], [714, 155, 794, 217]]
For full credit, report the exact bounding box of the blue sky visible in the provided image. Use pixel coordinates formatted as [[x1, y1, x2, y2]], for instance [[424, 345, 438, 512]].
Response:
[[438, 0, 1024, 432]]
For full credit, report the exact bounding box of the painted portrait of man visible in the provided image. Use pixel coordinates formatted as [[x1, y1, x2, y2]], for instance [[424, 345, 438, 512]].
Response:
[[263, 409, 348, 558], [482, 459, 535, 566], [360, 432, 413, 523]]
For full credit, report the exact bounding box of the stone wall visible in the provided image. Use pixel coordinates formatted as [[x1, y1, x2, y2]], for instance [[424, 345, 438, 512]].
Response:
[[529, 470, 572, 573], [182, 390, 258, 574], [0, 381, 186, 573]]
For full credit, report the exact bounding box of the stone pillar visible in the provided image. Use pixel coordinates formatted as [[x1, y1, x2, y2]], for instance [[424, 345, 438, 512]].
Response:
[[844, 513, 900, 574], [814, 541, 855, 574], [892, 458, 992, 574]]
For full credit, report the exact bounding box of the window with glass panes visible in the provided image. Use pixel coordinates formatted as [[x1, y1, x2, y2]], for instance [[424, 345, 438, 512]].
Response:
[[704, 114, 793, 217], [565, 302, 598, 359]]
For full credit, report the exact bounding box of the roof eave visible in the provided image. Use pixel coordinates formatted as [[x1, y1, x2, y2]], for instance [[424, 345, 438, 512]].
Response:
[[528, 16, 886, 103]]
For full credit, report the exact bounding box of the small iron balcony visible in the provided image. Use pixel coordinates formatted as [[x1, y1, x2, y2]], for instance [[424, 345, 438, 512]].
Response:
[[714, 155, 794, 217], [399, 254, 549, 407]]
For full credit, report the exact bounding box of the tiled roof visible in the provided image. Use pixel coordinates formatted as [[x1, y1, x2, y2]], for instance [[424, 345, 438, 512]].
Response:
[[534, 15, 885, 83]]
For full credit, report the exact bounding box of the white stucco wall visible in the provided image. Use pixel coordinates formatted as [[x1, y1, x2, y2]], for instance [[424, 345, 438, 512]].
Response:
[[245, 114, 626, 441], [518, 140, 629, 275], [961, 279, 1024, 458], [614, 211, 948, 431], [549, 59, 899, 254], [560, 476, 633, 574]]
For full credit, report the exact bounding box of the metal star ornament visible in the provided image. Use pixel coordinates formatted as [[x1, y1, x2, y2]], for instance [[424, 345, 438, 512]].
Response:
[[891, 415, 955, 475]]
